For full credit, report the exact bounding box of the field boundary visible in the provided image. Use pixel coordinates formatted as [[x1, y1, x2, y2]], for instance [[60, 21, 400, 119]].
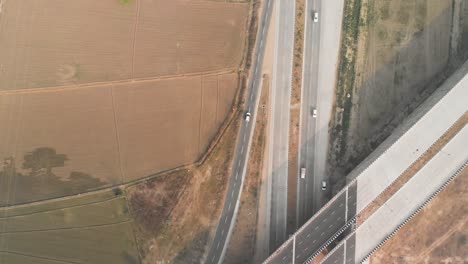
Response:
[[0, 68, 237, 95]]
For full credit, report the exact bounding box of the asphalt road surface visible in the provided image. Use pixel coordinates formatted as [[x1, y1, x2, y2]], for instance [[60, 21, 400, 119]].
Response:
[[264, 182, 357, 264], [297, 0, 345, 226], [297, 0, 323, 227], [204, 1, 274, 263], [268, 0, 296, 253]]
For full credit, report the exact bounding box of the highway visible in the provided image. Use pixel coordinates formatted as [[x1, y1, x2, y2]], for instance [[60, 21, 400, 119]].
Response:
[[204, 1, 274, 263], [264, 59, 468, 264], [267, 0, 295, 253], [297, 0, 345, 226], [322, 126, 468, 263]]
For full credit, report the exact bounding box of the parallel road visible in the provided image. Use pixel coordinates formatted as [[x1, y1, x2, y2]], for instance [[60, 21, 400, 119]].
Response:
[[268, 0, 296, 253], [298, 0, 345, 226], [205, 1, 274, 263], [297, 0, 323, 226]]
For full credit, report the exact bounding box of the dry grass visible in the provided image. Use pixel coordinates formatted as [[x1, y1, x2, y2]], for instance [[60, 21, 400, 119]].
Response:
[[0, 189, 140, 264], [370, 167, 468, 264], [224, 75, 270, 264], [0, 72, 238, 204], [127, 113, 241, 264], [0, 0, 248, 90], [328, 0, 461, 191]]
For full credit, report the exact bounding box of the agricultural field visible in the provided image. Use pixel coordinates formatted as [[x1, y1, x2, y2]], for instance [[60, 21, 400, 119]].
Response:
[[0, 72, 239, 205], [0, 0, 248, 90], [329, 0, 467, 189], [0, 189, 140, 264]]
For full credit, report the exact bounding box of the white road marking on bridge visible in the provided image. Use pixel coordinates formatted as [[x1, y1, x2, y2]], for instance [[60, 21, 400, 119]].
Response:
[[306, 233, 310, 238], [222, 229, 224, 236], [260, 39, 263, 47], [314, 226, 318, 230], [282, 256, 287, 260], [228, 203, 231, 210], [298, 240, 303, 245], [212, 256, 215, 263], [241, 145, 244, 154], [312, 240, 316, 243], [224, 217, 227, 224], [331, 210, 335, 215], [235, 173, 238, 180], [339, 203, 343, 207], [320, 232, 324, 237], [329, 224, 333, 228], [323, 217, 327, 222], [337, 217, 342, 221], [267, 0, 270, 8], [231, 191, 234, 198], [217, 242, 220, 249]]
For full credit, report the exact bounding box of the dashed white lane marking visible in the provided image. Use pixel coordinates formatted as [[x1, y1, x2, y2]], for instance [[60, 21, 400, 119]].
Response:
[[282, 256, 287, 260], [224, 217, 228, 224], [331, 210, 335, 215], [231, 191, 234, 198], [312, 240, 316, 243], [298, 240, 303, 245], [339, 203, 344, 207], [228, 203, 231, 210], [306, 233, 311, 238], [314, 226, 318, 230], [323, 217, 327, 222], [329, 224, 333, 228], [241, 145, 244, 154], [337, 217, 342, 221], [221, 229, 224, 236], [235, 173, 238, 180], [320, 232, 324, 237], [216, 242, 220, 249]]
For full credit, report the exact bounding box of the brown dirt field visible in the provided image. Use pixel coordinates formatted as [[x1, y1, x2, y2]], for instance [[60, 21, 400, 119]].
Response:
[[370, 167, 468, 264], [328, 0, 464, 190], [134, 0, 248, 79], [127, 113, 241, 264], [225, 75, 270, 264], [0, 73, 238, 205], [0, 0, 136, 90], [0, 0, 248, 90], [358, 113, 468, 225], [287, 0, 306, 233]]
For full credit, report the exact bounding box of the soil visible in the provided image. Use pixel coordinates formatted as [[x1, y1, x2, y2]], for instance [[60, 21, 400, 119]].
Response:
[[328, 0, 468, 193], [0, 0, 248, 90], [127, 114, 240, 264], [370, 166, 468, 264]]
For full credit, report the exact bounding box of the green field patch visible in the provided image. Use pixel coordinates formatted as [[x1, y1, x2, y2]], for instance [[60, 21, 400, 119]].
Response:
[[0, 197, 129, 232], [0, 189, 116, 217], [0, 222, 140, 264]]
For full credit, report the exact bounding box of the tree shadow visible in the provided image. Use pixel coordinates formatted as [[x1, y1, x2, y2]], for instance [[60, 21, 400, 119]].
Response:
[[0, 147, 107, 206]]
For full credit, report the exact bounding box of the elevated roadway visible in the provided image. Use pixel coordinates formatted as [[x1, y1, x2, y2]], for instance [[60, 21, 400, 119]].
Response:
[[264, 59, 468, 264]]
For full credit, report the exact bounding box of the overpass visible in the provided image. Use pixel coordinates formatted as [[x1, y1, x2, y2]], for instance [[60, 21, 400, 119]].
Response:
[[263, 59, 468, 264]]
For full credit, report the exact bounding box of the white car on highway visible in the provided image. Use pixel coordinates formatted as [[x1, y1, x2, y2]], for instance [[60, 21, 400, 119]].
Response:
[[312, 108, 317, 118], [245, 112, 251, 122], [321, 180, 327, 191], [300, 167, 306, 179], [313, 11, 319, 22]]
